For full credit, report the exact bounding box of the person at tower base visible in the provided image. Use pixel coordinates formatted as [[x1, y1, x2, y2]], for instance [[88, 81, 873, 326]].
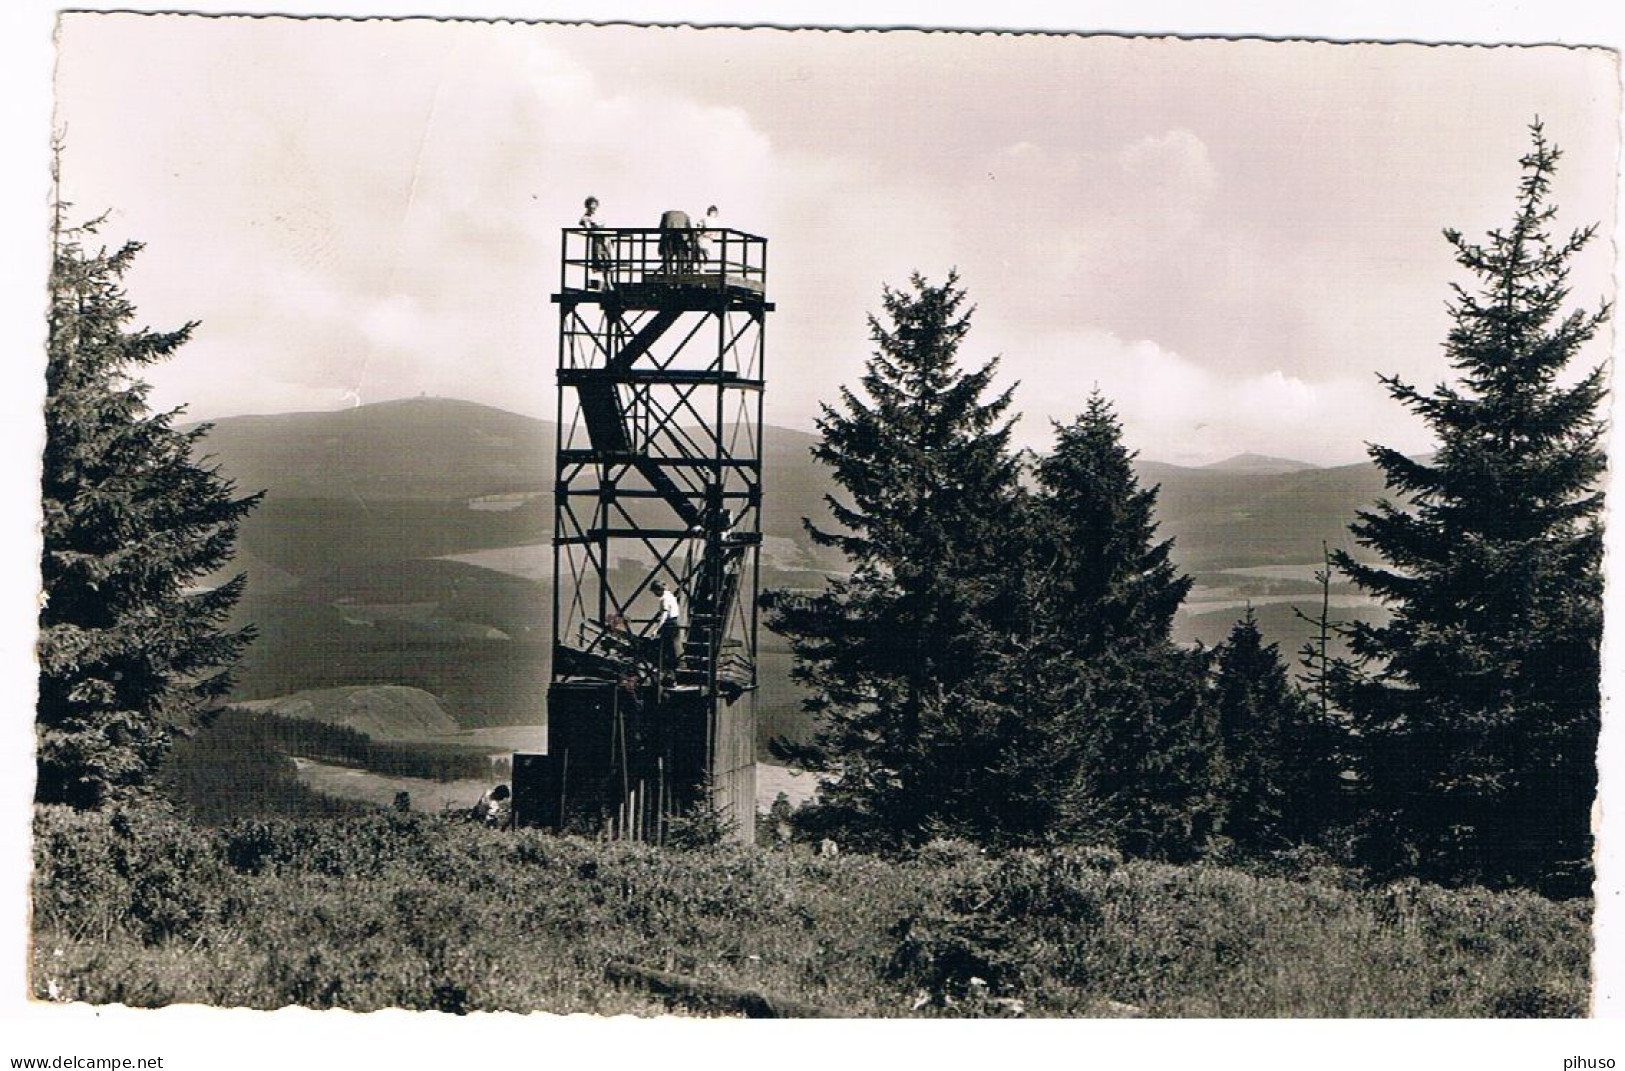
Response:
[[471, 783, 511, 828]]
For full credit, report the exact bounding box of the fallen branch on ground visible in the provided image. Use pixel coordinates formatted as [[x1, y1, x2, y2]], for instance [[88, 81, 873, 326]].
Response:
[[605, 959, 838, 1018]]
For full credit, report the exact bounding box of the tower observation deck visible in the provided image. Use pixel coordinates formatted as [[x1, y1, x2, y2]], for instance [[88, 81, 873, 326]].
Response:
[[512, 222, 771, 843]]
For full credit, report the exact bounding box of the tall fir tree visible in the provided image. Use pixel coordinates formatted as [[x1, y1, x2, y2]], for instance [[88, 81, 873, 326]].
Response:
[[1210, 610, 1337, 853], [1004, 394, 1215, 857], [762, 271, 1023, 844], [39, 213, 262, 808], [1331, 122, 1607, 891], [1032, 391, 1192, 659]]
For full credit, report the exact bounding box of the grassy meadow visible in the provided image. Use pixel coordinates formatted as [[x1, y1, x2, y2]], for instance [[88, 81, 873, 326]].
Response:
[[31, 806, 1588, 1018]]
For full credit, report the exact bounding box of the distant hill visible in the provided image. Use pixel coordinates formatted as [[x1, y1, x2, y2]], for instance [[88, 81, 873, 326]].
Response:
[[196, 399, 843, 576], [196, 397, 1393, 586], [1202, 453, 1318, 476], [195, 396, 1396, 749], [235, 685, 458, 741], [230, 557, 549, 729], [1136, 457, 1389, 572], [194, 397, 552, 501]]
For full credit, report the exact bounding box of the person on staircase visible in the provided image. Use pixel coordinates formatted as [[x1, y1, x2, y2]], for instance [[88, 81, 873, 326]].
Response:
[[650, 579, 685, 685]]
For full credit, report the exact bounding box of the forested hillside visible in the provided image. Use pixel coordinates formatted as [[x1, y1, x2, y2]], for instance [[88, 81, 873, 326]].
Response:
[[196, 398, 1387, 752]]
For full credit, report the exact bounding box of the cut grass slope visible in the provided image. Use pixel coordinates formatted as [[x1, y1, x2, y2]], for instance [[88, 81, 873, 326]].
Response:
[[236, 685, 459, 741]]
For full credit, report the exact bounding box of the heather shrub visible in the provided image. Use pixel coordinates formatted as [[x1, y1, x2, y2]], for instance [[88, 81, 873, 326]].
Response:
[[34, 804, 228, 945], [30, 806, 1592, 1017]]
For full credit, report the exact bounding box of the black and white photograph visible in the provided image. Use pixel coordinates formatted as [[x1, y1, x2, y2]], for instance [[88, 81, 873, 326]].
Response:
[[5, 0, 1624, 1064]]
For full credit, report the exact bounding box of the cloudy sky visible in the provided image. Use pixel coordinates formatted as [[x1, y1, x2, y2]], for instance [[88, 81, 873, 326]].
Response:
[[52, 15, 1618, 465]]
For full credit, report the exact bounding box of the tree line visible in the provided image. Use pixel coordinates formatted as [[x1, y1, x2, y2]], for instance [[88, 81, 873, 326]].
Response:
[[38, 124, 1604, 896], [764, 123, 1605, 895]]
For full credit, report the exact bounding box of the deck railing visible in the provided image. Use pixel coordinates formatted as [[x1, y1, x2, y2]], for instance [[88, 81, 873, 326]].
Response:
[[560, 226, 768, 294]]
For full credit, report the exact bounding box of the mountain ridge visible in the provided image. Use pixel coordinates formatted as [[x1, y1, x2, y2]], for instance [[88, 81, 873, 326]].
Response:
[[1202, 452, 1319, 475], [193, 397, 1358, 480], [198, 396, 1391, 747]]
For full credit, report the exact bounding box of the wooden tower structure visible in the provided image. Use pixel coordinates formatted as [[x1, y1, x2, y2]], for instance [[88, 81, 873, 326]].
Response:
[[513, 220, 770, 843]]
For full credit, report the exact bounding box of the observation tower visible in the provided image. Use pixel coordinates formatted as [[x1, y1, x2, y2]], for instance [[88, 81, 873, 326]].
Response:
[[512, 218, 770, 844]]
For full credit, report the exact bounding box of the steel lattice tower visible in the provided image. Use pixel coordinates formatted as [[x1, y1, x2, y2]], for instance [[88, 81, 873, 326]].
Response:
[[513, 221, 770, 843]]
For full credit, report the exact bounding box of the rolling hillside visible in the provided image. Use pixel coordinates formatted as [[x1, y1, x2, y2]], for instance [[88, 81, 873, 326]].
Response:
[[1201, 452, 1320, 476], [1138, 457, 1389, 571], [198, 397, 1392, 752], [235, 685, 459, 741], [196, 397, 552, 500]]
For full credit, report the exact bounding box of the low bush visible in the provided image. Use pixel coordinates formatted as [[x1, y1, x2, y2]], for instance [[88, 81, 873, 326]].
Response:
[[30, 807, 1591, 1017], [33, 805, 229, 946]]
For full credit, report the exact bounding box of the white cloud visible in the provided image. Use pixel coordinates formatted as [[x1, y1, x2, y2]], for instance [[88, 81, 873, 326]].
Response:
[[1117, 128, 1217, 240], [51, 18, 1615, 472], [60, 21, 799, 422], [358, 293, 426, 356], [981, 323, 1432, 467]]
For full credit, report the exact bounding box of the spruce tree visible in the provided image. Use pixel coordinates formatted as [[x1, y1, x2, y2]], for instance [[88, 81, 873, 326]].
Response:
[[1015, 393, 1215, 857], [38, 214, 262, 808], [1211, 610, 1335, 853], [1056, 645, 1221, 861], [1332, 122, 1607, 891], [762, 271, 1023, 844], [1033, 391, 1192, 659]]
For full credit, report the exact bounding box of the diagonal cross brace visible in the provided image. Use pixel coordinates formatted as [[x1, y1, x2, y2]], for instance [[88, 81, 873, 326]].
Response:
[[610, 308, 682, 371]]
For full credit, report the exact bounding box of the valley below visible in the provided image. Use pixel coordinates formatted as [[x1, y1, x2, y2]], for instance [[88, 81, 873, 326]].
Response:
[[193, 397, 1391, 816]]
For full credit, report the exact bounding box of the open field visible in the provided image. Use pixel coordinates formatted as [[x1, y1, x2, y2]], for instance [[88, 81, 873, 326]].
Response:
[[289, 756, 819, 816], [291, 759, 495, 815], [32, 806, 1589, 1018]]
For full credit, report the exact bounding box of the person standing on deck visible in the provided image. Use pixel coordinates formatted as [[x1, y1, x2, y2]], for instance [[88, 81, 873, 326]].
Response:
[[700, 205, 722, 268], [657, 209, 699, 273], [580, 195, 611, 290], [651, 579, 684, 684]]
